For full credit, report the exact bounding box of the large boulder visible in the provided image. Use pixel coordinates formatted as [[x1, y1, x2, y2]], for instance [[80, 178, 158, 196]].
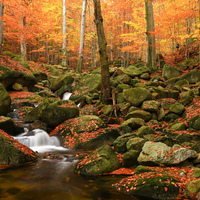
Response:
[[123, 65, 150, 77], [162, 64, 182, 80], [113, 172, 180, 200], [70, 74, 101, 103], [138, 142, 197, 165], [123, 87, 152, 106], [50, 72, 74, 92], [0, 129, 37, 165], [50, 115, 119, 150], [179, 69, 200, 83], [185, 179, 200, 200], [0, 83, 11, 115], [24, 100, 79, 128], [73, 145, 120, 176], [125, 110, 152, 122]]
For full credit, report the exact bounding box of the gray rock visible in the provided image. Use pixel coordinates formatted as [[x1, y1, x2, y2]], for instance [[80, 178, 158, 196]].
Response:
[[138, 141, 197, 165]]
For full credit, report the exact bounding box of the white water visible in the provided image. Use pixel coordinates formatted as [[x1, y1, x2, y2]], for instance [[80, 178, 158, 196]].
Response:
[[62, 92, 72, 100], [14, 128, 68, 153]]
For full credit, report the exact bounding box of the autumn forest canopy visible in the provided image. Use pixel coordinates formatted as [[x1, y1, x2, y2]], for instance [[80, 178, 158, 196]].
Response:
[[0, 0, 200, 69]]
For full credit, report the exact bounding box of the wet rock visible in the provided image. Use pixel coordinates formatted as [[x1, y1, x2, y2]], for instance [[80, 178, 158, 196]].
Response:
[[0, 129, 37, 165], [24, 99, 79, 128], [73, 145, 120, 176], [134, 165, 152, 174], [122, 150, 139, 167], [113, 172, 180, 200]]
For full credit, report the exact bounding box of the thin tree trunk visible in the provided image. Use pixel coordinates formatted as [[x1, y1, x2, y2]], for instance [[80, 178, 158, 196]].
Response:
[[0, 3, 4, 54], [145, 0, 156, 71], [77, 0, 87, 73], [62, 0, 67, 67], [21, 16, 27, 63], [93, 0, 111, 103]]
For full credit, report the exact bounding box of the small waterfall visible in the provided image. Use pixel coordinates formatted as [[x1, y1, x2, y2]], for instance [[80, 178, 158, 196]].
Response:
[[62, 92, 72, 100], [14, 128, 68, 153]]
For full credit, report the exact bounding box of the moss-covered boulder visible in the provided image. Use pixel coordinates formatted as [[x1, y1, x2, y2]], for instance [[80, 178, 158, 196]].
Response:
[[170, 123, 187, 131], [141, 100, 160, 112], [168, 102, 185, 115], [70, 74, 101, 103], [188, 115, 200, 130], [113, 172, 180, 199], [50, 115, 119, 150], [134, 165, 152, 174], [113, 133, 136, 153], [185, 179, 200, 200], [136, 125, 155, 137], [114, 74, 132, 84], [0, 64, 37, 90], [122, 150, 140, 167], [138, 142, 197, 165], [152, 87, 179, 99], [24, 100, 79, 127], [123, 65, 150, 77], [121, 118, 145, 130], [179, 69, 200, 83], [126, 137, 146, 151], [116, 84, 130, 93], [180, 90, 195, 106], [0, 83, 11, 115], [0, 129, 37, 165], [0, 116, 24, 136], [73, 145, 120, 176], [123, 87, 152, 106], [50, 73, 74, 92], [162, 64, 182, 80], [125, 110, 152, 122]]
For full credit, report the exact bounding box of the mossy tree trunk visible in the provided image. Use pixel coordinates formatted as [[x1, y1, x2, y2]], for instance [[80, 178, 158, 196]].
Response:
[[77, 0, 87, 73], [93, 0, 111, 103], [145, 0, 156, 71], [0, 3, 3, 54]]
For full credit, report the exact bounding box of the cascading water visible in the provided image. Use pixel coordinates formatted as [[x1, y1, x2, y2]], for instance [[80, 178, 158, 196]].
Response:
[[14, 128, 68, 153], [62, 92, 72, 100]]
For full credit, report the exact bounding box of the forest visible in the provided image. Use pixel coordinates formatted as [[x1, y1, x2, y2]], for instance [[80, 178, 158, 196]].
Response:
[[0, 0, 200, 200], [0, 0, 199, 70]]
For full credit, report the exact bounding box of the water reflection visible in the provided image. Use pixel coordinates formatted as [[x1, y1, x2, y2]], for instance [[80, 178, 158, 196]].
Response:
[[0, 157, 139, 200]]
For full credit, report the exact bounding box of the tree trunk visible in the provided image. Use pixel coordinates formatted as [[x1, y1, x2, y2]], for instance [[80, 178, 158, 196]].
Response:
[[0, 3, 4, 54], [93, 0, 111, 103], [62, 0, 67, 67], [21, 16, 27, 63], [145, 0, 156, 71], [77, 0, 87, 73]]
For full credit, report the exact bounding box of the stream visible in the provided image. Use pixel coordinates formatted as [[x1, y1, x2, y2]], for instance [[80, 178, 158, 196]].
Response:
[[1, 129, 139, 200], [0, 92, 140, 200]]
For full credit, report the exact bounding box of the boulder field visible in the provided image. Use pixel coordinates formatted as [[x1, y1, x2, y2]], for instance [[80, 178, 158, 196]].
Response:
[[0, 55, 200, 199]]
